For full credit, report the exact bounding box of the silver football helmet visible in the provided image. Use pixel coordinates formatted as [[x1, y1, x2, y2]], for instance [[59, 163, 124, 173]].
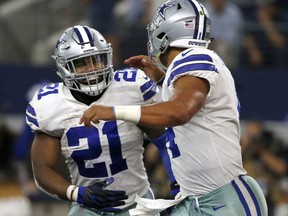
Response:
[[52, 25, 113, 96], [147, 0, 211, 69]]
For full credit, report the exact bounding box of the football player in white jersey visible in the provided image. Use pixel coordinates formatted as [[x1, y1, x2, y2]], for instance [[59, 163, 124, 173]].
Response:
[[80, 0, 268, 215], [26, 25, 176, 216]]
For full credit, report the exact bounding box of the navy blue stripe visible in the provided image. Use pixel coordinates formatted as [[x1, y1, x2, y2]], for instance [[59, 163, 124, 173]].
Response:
[[239, 176, 261, 216], [27, 104, 36, 116], [26, 115, 39, 127], [201, 5, 207, 40], [173, 54, 213, 68], [143, 84, 157, 101], [187, 0, 199, 39], [37, 90, 57, 100], [73, 27, 84, 43], [140, 80, 154, 92], [168, 63, 218, 86], [232, 180, 251, 216], [83, 26, 94, 46]]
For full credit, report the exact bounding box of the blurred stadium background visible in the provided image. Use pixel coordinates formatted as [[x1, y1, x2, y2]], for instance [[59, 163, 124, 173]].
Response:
[[0, 0, 288, 215]]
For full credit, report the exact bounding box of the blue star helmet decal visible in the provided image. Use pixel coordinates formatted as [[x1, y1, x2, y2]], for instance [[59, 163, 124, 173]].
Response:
[[157, 2, 175, 20]]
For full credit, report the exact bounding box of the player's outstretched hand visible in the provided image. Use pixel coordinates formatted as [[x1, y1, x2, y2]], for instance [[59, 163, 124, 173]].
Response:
[[70, 178, 128, 212], [124, 55, 165, 83], [80, 104, 115, 127]]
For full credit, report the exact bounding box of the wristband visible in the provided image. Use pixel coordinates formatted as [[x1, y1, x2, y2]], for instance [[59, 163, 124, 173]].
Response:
[[113, 105, 141, 123], [66, 185, 78, 201]]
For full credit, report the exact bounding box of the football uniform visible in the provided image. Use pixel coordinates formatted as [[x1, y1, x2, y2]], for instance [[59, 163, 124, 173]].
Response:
[[162, 47, 247, 196], [26, 68, 158, 209], [130, 0, 267, 214], [130, 48, 267, 216]]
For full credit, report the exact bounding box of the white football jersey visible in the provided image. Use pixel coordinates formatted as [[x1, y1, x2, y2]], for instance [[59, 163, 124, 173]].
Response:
[[162, 48, 247, 196], [26, 68, 158, 208]]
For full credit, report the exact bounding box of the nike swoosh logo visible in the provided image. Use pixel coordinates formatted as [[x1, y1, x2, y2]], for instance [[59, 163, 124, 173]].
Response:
[[212, 204, 226, 211], [181, 49, 193, 57]]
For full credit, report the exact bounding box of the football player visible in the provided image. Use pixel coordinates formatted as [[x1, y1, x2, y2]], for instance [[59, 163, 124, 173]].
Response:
[[80, 0, 268, 215], [26, 25, 176, 216]]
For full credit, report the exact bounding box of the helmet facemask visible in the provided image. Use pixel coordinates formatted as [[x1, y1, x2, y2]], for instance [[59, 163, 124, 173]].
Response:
[[147, 16, 170, 70], [65, 51, 112, 96]]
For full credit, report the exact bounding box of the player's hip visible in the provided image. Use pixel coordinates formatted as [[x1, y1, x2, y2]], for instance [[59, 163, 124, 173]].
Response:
[[171, 175, 268, 216]]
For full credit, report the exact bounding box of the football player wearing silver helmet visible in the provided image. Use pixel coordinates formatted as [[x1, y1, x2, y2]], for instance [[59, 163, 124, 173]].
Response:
[[27, 25, 175, 216], [147, 0, 211, 70], [80, 0, 268, 215], [52, 25, 113, 96]]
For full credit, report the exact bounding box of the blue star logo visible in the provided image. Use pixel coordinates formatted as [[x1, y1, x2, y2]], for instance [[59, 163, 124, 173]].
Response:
[[157, 3, 175, 20]]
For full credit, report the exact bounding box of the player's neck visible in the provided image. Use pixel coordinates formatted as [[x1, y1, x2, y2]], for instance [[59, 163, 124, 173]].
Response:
[[70, 90, 104, 105]]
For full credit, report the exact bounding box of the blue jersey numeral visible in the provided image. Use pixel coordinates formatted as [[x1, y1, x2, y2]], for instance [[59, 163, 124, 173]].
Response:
[[166, 128, 181, 158], [66, 121, 128, 178], [103, 122, 128, 175], [114, 69, 137, 82], [37, 83, 59, 100]]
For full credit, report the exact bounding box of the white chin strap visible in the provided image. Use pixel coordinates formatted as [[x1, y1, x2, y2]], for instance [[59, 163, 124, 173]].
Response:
[[158, 60, 168, 71], [157, 39, 211, 71], [79, 80, 106, 96], [170, 39, 210, 49]]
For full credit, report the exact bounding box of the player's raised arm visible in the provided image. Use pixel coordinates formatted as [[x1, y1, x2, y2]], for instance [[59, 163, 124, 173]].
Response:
[[80, 75, 209, 128], [124, 55, 165, 83]]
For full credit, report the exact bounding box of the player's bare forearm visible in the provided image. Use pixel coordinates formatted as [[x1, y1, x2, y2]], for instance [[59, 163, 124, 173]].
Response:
[[80, 101, 195, 128], [80, 76, 207, 128], [32, 162, 70, 199], [139, 101, 195, 128], [31, 133, 70, 199]]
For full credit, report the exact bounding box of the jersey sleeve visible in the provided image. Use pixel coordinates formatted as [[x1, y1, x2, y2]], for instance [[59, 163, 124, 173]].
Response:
[[26, 83, 63, 137], [136, 69, 160, 104], [166, 49, 220, 97], [114, 68, 160, 105]]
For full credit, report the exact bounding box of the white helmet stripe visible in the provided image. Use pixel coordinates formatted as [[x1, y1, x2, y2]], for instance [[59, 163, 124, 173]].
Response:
[[73, 25, 93, 48]]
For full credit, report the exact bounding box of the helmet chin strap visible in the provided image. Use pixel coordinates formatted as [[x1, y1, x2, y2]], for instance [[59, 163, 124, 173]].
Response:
[[157, 38, 211, 71], [150, 55, 168, 72], [79, 80, 106, 96], [158, 59, 168, 71], [57, 62, 108, 96], [170, 39, 210, 49]]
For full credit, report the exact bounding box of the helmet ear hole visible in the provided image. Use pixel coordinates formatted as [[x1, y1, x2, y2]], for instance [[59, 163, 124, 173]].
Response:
[[177, 3, 182, 10], [157, 32, 166, 40]]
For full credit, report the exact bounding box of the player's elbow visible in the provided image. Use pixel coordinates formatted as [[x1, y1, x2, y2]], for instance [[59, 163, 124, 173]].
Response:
[[170, 102, 199, 126], [171, 109, 192, 125]]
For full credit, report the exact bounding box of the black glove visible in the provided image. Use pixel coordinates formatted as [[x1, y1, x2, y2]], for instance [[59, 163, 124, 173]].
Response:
[[76, 178, 128, 212], [169, 181, 180, 199]]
